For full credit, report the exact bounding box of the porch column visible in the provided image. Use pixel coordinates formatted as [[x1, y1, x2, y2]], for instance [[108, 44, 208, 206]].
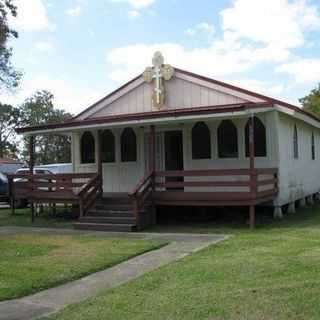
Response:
[[29, 135, 35, 223], [149, 125, 156, 225], [249, 115, 256, 229], [97, 130, 103, 195]]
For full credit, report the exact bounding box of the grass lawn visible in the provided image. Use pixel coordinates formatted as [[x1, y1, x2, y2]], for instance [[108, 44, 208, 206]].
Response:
[[0, 233, 164, 301], [0, 207, 74, 229], [49, 205, 320, 320]]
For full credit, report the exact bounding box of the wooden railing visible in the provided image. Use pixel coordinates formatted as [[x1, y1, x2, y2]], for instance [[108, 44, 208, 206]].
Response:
[[7, 173, 102, 217], [128, 170, 154, 227], [154, 168, 278, 203]]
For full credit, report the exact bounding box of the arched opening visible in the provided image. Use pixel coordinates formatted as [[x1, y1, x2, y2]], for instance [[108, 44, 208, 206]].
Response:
[[101, 129, 115, 163], [218, 120, 238, 158], [293, 125, 298, 159], [191, 122, 211, 159], [121, 128, 137, 162], [245, 117, 267, 157], [81, 131, 95, 164]]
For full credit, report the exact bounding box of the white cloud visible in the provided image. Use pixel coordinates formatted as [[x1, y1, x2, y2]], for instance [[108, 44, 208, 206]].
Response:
[[2, 76, 102, 115], [128, 10, 141, 18], [110, 0, 155, 8], [34, 41, 54, 52], [276, 59, 320, 83], [185, 22, 215, 37], [66, 6, 82, 17], [229, 79, 285, 97], [221, 0, 320, 49], [10, 0, 56, 31]]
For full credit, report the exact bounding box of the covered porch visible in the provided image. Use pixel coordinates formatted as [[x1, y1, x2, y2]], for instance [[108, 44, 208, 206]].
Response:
[[9, 107, 278, 230]]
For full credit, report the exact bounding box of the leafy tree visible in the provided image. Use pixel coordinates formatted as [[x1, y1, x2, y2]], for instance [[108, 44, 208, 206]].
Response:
[[0, 0, 22, 91], [20, 90, 73, 165], [300, 84, 320, 118], [0, 102, 21, 158]]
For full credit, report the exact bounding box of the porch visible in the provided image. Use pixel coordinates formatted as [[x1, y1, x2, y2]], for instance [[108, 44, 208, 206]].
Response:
[[9, 112, 279, 230]]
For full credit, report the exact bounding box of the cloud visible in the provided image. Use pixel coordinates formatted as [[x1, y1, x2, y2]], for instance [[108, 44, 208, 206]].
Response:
[[10, 0, 56, 31], [106, 37, 292, 83], [110, 0, 155, 9], [2, 76, 102, 114], [128, 10, 141, 18], [185, 22, 215, 37], [276, 59, 320, 83], [66, 6, 82, 17], [34, 41, 54, 52], [221, 0, 320, 49]]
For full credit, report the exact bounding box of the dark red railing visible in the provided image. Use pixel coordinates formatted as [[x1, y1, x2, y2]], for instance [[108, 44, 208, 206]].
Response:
[[7, 173, 102, 217]]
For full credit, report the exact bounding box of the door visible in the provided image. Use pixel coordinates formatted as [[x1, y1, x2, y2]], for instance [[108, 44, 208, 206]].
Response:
[[164, 130, 184, 189]]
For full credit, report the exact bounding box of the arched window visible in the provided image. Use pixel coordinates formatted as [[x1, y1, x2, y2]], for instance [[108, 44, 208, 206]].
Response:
[[245, 117, 267, 157], [101, 129, 115, 163], [81, 131, 95, 164], [121, 128, 137, 162], [192, 122, 211, 159], [218, 120, 238, 158], [311, 132, 315, 160], [293, 125, 298, 159]]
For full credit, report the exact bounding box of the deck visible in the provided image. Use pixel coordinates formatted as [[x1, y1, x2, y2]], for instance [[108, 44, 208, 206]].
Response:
[[8, 168, 278, 229]]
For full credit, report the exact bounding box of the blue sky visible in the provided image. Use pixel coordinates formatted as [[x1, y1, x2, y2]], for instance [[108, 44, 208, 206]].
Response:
[[3, 0, 320, 114]]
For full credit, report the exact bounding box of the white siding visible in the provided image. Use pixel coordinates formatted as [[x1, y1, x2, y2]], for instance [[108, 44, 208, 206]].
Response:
[[73, 128, 145, 193], [88, 76, 248, 118], [276, 112, 320, 205]]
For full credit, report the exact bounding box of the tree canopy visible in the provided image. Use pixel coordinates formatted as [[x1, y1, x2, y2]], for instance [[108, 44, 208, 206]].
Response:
[[300, 84, 320, 118], [0, 102, 22, 158], [20, 90, 73, 164], [0, 0, 21, 91]]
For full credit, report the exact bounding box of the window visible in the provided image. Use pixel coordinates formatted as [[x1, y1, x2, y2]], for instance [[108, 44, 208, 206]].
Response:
[[81, 131, 95, 164], [121, 128, 137, 162], [218, 120, 238, 158], [101, 129, 115, 163], [191, 122, 211, 159], [245, 117, 267, 157], [311, 132, 315, 160], [293, 125, 298, 159]]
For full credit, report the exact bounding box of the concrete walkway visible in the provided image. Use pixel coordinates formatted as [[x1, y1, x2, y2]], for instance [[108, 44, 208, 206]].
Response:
[[0, 227, 227, 320]]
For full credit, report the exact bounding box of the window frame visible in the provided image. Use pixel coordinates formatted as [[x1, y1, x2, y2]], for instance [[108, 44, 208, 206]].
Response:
[[121, 128, 137, 162], [293, 125, 299, 160], [245, 116, 267, 158], [101, 129, 116, 163], [191, 121, 211, 160], [80, 131, 95, 164], [311, 131, 315, 160], [217, 120, 238, 159]]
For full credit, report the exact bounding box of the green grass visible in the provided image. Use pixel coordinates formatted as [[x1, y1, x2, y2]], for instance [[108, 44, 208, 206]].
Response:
[[0, 233, 164, 301], [0, 207, 74, 229], [49, 205, 320, 320]]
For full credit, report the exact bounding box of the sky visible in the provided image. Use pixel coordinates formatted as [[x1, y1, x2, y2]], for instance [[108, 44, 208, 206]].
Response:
[[2, 0, 320, 115]]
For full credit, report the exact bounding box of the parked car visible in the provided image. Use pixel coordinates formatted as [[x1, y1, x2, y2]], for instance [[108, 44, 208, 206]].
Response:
[[0, 172, 8, 203], [13, 167, 54, 208]]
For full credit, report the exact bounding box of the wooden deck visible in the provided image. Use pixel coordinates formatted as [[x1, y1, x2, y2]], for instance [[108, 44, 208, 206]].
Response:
[[8, 168, 278, 230]]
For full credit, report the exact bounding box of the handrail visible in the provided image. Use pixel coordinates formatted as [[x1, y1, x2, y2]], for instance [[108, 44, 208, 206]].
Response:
[[129, 170, 155, 228], [78, 174, 102, 218]]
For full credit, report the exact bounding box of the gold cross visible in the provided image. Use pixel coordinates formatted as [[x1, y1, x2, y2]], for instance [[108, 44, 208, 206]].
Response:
[[143, 52, 174, 110]]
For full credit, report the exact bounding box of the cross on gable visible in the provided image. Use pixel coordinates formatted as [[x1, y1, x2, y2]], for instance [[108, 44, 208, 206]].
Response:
[[143, 52, 174, 110]]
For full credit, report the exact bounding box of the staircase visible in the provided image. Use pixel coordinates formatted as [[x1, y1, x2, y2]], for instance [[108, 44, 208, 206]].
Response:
[[73, 194, 151, 232]]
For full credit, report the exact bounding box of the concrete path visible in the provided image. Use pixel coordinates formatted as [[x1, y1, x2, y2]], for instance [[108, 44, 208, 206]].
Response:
[[0, 227, 227, 320]]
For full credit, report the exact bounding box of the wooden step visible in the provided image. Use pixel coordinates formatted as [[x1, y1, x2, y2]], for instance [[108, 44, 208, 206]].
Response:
[[86, 209, 135, 217], [80, 216, 136, 224], [73, 222, 137, 232], [94, 204, 133, 211]]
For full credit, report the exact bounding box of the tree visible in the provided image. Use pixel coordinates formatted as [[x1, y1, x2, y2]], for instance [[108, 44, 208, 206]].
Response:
[[20, 90, 73, 164], [0, 0, 21, 90], [300, 84, 320, 118], [0, 102, 21, 158]]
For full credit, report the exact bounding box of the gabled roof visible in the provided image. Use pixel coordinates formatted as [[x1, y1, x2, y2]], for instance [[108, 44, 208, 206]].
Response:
[[16, 67, 320, 134]]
